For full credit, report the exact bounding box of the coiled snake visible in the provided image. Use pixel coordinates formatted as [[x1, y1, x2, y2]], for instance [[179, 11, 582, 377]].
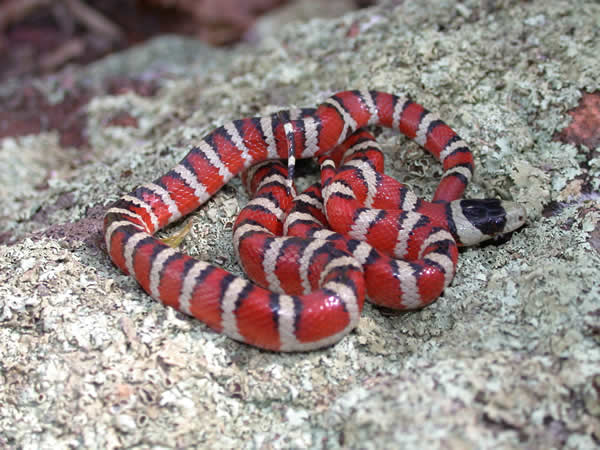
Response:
[[104, 90, 525, 351]]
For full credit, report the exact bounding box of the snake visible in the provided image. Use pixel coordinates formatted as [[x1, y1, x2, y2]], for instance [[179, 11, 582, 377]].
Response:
[[103, 90, 526, 351]]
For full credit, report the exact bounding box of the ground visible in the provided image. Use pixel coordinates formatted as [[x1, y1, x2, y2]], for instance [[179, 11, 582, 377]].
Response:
[[1, 0, 599, 448]]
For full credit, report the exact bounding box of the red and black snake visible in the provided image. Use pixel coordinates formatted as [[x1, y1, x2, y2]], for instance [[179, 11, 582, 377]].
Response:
[[104, 90, 525, 351]]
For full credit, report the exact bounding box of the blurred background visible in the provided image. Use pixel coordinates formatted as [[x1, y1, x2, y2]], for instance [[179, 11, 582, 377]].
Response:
[[0, 0, 376, 83], [0, 0, 379, 148]]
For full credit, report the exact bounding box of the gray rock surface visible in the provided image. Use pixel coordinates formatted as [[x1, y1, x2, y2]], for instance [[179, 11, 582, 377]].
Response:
[[1, 0, 599, 448]]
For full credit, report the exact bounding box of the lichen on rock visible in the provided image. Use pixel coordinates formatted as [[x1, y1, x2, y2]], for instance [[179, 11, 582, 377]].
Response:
[[1, 0, 599, 448]]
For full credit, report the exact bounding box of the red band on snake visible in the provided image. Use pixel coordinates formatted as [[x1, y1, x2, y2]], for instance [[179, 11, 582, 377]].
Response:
[[104, 90, 525, 351]]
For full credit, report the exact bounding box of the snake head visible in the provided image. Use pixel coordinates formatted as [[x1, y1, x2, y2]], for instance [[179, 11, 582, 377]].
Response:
[[450, 199, 526, 246]]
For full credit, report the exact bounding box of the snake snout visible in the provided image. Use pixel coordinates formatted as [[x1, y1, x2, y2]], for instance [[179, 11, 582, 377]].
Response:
[[501, 201, 527, 234]]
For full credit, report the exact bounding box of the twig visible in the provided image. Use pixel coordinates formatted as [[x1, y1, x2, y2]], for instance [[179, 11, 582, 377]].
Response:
[[39, 37, 86, 71], [63, 0, 123, 42]]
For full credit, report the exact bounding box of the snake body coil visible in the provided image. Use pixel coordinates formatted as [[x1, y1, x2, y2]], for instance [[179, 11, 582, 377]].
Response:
[[104, 90, 525, 351]]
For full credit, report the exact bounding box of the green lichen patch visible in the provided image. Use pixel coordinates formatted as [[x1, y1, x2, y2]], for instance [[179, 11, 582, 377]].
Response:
[[1, 0, 600, 448]]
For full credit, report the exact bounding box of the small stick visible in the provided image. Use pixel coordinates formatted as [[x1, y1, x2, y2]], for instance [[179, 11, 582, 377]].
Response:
[[63, 0, 123, 42]]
